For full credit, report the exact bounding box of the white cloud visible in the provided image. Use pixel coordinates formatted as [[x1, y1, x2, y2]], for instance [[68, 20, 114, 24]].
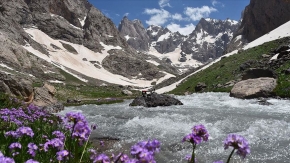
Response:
[[184, 6, 217, 21], [124, 13, 129, 16], [172, 13, 188, 21], [159, 0, 171, 8], [144, 8, 171, 26], [167, 23, 195, 35], [211, 0, 225, 7]]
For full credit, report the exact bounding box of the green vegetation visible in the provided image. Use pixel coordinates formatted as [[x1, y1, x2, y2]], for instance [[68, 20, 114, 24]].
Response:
[[0, 93, 23, 109], [273, 60, 290, 97], [170, 38, 290, 97], [53, 84, 139, 105], [58, 68, 86, 85]]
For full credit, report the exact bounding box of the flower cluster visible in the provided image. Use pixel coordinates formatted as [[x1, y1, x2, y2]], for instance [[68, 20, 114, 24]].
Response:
[[130, 139, 160, 162], [5, 126, 34, 138], [182, 124, 209, 145], [224, 134, 250, 158], [63, 112, 91, 143], [88, 139, 160, 163], [0, 151, 15, 163]]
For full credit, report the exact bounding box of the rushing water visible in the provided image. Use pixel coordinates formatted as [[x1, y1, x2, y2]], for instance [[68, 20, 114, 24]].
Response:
[[58, 92, 290, 163]]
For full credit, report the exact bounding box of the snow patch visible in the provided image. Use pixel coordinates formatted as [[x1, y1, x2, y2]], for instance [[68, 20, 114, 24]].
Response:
[[48, 80, 64, 84], [79, 16, 86, 27], [0, 63, 14, 70], [146, 60, 160, 66], [124, 35, 131, 41], [157, 32, 171, 42], [23, 28, 173, 87], [243, 20, 290, 50], [148, 46, 203, 71]]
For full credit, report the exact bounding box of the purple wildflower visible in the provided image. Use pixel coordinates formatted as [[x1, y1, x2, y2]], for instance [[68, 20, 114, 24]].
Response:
[[185, 155, 191, 161], [100, 140, 104, 147], [56, 150, 69, 161], [0, 156, 15, 163], [4, 131, 19, 138], [25, 159, 39, 163], [16, 126, 34, 137], [120, 154, 129, 162], [88, 149, 97, 160], [224, 134, 250, 158], [213, 161, 224, 163], [94, 154, 110, 163], [130, 140, 160, 162], [9, 143, 22, 150], [27, 143, 38, 157], [44, 138, 64, 152], [65, 112, 85, 123], [183, 124, 209, 145], [12, 152, 19, 157], [52, 131, 65, 141], [182, 133, 202, 144], [192, 124, 209, 141]]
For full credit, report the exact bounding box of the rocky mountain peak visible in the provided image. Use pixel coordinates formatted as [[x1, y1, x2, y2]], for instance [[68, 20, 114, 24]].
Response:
[[181, 18, 240, 62], [118, 16, 150, 51]]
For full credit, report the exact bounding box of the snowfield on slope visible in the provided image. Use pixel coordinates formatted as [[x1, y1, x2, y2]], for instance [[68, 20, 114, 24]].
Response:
[[148, 46, 203, 72], [156, 20, 290, 94], [23, 28, 175, 87]]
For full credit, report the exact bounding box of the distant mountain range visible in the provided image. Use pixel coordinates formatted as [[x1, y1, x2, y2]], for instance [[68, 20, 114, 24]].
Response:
[[119, 16, 240, 69], [0, 0, 290, 94]]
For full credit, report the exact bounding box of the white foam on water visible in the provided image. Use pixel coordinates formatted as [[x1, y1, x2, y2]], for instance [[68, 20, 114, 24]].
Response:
[[58, 92, 290, 162]]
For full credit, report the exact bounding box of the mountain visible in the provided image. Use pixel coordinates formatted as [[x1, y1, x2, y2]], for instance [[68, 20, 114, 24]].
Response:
[[181, 18, 240, 62], [0, 0, 178, 90], [226, 0, 290, 53], [118, 17, 240, 72], [118, 16, 150, 52]]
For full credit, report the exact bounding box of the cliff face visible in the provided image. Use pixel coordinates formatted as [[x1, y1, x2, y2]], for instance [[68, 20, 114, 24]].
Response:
[[240, 0, 290, 42], [118, 17, 150, 52], [226, 0, 290, 53]]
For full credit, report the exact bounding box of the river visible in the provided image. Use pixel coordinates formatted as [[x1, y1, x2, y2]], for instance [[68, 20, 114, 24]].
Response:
[[58, 92, 290, 163]]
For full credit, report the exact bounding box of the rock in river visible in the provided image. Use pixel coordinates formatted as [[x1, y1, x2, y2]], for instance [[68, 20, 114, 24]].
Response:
[[129, 92, 183, 107]]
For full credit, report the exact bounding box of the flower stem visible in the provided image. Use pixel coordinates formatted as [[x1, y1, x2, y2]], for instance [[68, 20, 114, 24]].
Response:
[[190, 143, 196, 163], [226, 148, 236, 163], [69, 122, 77, 163], [79, 133, 91, 163]]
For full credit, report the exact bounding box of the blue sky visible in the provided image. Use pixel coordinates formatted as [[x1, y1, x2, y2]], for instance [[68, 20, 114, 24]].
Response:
[[88, 0, 250, 35]]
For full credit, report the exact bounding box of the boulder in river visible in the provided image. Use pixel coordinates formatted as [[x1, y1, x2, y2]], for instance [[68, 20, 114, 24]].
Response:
[[129, 92, 183, 107]]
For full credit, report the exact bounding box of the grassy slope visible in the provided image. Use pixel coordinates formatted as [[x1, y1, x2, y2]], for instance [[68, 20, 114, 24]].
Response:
[[169, 37, 290, 97]]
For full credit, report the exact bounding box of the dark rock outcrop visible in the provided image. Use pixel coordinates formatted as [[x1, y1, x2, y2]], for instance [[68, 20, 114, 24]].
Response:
[[0, 72, 33, 100], [226, 0, 290, 53], [230, 77, 277, 99], [102, 51, 165, 80], [242, 68, 277, 80], [195, 82, 207, 92], [129, 93, 183, 107]]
